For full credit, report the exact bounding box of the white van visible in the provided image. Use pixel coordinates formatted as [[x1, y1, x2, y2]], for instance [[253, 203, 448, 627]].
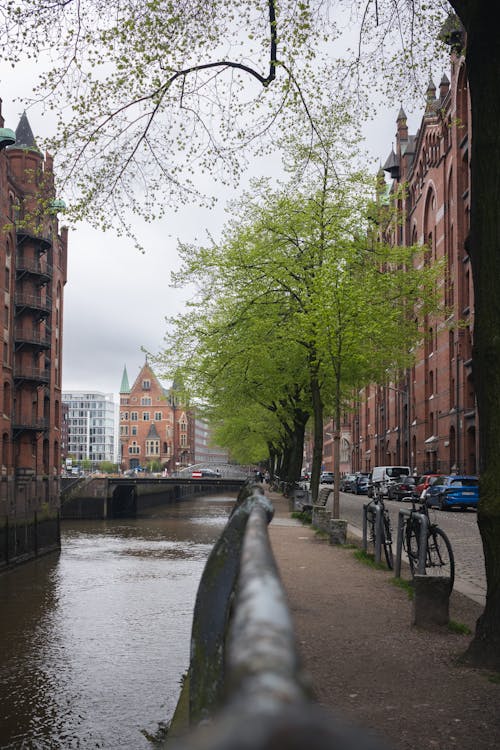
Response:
[[371, 466, 411, 499]]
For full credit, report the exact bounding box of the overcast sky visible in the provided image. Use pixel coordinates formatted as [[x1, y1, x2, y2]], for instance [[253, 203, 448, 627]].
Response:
[[0, 48, 423, 403]]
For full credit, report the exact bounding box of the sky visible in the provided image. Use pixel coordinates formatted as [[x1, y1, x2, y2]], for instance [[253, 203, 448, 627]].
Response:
[[0, 34, 426, 404]]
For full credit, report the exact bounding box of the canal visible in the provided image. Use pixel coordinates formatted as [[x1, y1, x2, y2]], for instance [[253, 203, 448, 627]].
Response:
[[0, 493, 235, 749]]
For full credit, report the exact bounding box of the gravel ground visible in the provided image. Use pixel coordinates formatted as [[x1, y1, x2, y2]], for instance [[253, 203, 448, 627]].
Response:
[[267, 492, 500, 750]]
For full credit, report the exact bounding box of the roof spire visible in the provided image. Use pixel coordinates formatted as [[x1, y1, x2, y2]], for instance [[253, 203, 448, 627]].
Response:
[[9, 111, 40, 153], [120, 364, 130, 394]]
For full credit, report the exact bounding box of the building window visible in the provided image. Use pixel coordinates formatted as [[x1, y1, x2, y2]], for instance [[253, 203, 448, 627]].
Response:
[[128, 442, 140, 455], [120, 425, 129, 436], [180, 419, 187, 432], [142, 380, 151, 390], [143, 412, 150, 421], [141, 397, 152, 406], [146, 439, 160, 455], [120, 411, 129, 421], [154, 412, 162, 421], [131, 412, 138, 421], [180, 434, 187, 447], [131, 426, 137, 436]]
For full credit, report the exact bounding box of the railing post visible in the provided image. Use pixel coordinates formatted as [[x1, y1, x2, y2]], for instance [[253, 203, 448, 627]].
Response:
[[362, 503, 368, 552], [395, 510, 408, 578], [416, 512, 429, 574], [374, 504, 382, 564]]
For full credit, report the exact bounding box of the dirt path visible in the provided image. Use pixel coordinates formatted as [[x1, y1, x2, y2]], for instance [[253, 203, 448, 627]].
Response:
[[267, 492, 500, 750]]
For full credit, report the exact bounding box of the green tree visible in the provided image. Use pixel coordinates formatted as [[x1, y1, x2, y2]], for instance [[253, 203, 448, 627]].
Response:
[[164, 130, 441, 507]]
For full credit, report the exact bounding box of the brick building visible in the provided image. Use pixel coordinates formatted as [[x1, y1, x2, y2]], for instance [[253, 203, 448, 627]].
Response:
[[351, 48, 477, 476], [0, 103, 68, 565], [119, 361, 194, 473]]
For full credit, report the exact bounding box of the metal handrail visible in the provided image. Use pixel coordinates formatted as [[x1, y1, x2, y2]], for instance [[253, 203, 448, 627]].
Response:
[[169, 483, 388, 750]]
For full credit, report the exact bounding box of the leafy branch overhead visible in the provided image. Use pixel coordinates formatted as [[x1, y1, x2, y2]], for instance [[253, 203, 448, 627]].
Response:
[[2, 1, 451, 238]]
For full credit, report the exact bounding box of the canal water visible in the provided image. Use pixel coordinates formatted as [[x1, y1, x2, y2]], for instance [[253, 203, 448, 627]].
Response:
[[0, 493, 235, 749]]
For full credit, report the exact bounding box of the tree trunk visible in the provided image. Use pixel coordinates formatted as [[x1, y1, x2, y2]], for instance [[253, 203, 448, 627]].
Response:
[[332, 377, 341, 519], [453, 3, 500, 669], [309, 370, 324, 503], [285, 409, 309, 483]]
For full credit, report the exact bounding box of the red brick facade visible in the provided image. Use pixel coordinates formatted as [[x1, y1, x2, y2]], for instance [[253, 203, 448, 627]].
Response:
[[119, 362, 194, 473], [0, 102, 68, 562], [351, 53, 477, 476]]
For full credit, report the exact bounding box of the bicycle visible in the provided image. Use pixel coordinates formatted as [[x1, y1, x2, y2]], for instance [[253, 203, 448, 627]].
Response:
[[402, 493, 455, 591], [365, 494, 394, 569]]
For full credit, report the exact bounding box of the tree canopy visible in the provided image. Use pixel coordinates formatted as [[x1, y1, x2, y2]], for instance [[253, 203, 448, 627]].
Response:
[[159, 131, 441, 502]]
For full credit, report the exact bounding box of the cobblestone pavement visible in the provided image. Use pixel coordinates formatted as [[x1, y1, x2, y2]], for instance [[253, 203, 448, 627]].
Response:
[[266, 489, 500, 750]]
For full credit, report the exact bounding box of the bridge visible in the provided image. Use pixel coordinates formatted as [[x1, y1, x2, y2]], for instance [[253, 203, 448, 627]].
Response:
[[60, 475, 246, 520]]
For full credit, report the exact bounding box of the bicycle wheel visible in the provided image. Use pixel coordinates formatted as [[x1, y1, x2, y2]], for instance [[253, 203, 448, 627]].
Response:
[[405, 518, 420, 577], [382, 512, 394, 570], [426, 527, 455, 591]]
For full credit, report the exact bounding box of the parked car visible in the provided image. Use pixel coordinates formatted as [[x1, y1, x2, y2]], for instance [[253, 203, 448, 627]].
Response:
[[192, 468, 219, 478], [387, 475, 417, 501], [371, 465, 411, 498], [425, 475, 479, 510], [340, 473, 357, 492], [353, 473, 370, 495], [416, 473, 441, 497], [320, 471, 335, 484]]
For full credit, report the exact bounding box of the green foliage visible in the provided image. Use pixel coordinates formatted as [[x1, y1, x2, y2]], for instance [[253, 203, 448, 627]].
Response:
[[154, 123, 442, 477], [1, 1, 451, 242], [353, 548, 387, 570], [99, 461, 119, 474], [448, 620, 472, 635], [390, 576, 415, 600]]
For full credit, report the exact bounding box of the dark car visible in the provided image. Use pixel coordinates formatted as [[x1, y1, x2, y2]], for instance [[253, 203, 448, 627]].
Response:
[[320, 471, 335, 484], [340, 473, 357, 492], [387, 475, 417, 501], [425, 475, 479, 510]]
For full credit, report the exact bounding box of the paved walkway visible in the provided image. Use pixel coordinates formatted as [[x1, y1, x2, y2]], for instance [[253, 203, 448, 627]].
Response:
[[266, 490, 500, 750]]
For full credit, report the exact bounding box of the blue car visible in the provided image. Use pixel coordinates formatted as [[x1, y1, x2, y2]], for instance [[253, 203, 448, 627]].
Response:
[[425, 475, 479, 510]]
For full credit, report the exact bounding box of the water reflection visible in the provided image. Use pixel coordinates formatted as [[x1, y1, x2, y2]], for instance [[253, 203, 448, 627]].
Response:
[[0, 494, 234, 749]]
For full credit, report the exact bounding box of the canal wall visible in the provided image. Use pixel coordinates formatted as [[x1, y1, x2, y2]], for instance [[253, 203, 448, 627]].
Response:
[[1, 474, 61, 570], [60, 478, 244, 520], [0, 511, 60, 570]]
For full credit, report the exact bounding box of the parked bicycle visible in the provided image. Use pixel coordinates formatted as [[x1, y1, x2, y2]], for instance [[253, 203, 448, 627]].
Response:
[[365, 495, 394, 569], [402, 493, 455, 591]]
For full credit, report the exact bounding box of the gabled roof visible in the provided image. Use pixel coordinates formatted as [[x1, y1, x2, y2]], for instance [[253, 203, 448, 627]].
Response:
[[146, 422, 160, 438], [129, 360, 169, 397]]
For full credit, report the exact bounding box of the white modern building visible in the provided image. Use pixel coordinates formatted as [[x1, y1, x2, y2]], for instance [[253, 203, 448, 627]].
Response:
[[62, 391, 118, 465], [194, 415, 229, 465]]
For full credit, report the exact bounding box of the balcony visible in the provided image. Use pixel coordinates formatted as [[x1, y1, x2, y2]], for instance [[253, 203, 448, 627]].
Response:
[[12, 418, 48, 439], [13, 366, 50, 385], [14, 328, 51, 351], [14, 292, 52, 317], [16, 228, 52, 252], [16, 258, 52, 283]]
